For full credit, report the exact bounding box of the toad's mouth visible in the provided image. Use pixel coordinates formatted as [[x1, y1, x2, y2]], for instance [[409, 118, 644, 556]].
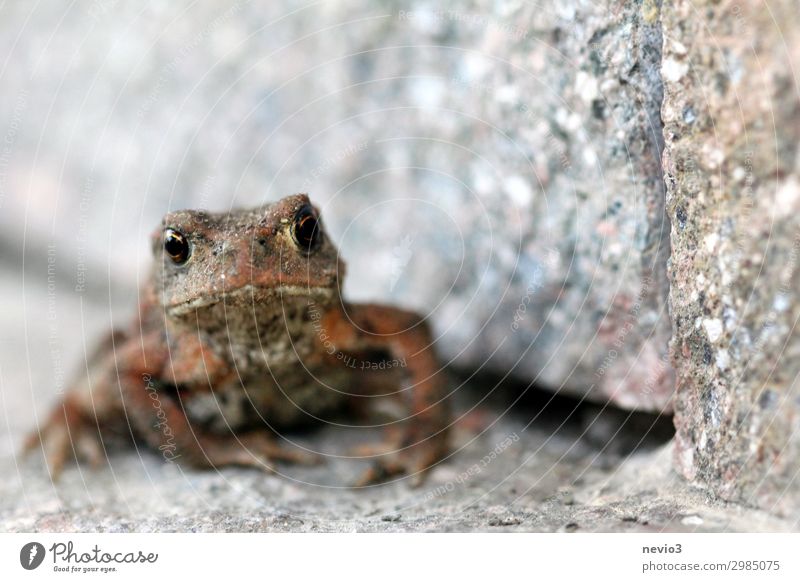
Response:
[[166, 284, 336, 317]]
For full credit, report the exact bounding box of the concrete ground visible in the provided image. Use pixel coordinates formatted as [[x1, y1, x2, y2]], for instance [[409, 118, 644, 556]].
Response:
[[0, 263, 794, 532]]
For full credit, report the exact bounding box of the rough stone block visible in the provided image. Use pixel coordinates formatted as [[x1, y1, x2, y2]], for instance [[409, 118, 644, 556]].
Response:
[[662, 0, 800, 515]]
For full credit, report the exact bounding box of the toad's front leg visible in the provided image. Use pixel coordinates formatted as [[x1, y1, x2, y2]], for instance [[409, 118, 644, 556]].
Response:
[[124, 380, 322, 473], [23, 330, 131, 478], [24, 329, 184, 478], [120, 333, 320, 472], [322, 304, 450, 486], [25, 329, 316, 478]]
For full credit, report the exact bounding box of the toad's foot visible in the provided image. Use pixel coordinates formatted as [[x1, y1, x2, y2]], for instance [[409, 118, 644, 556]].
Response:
[[199, 431, 323, 473], [23, 395, 105, 480], [354, 430, 448, 488]]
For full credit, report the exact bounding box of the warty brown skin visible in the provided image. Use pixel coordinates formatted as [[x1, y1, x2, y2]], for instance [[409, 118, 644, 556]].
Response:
[[25, 194, 450, 485]]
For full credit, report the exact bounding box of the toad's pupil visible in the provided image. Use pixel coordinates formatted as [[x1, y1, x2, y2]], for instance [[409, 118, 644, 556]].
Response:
[[293, 206, 321, 250], [164, 229, 190, 263]]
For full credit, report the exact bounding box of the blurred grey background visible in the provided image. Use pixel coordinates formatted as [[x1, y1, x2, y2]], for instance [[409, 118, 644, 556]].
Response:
[[15, 0, 793, 532], [0, 0, 673, 418]]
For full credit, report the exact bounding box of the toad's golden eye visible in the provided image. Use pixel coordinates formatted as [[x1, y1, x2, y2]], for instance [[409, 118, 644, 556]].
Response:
[[164, 229, 190, 264], [292, 204, 322, 251]]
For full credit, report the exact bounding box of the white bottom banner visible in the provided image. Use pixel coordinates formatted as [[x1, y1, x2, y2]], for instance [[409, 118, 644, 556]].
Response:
[[1, 533, 797, 581]]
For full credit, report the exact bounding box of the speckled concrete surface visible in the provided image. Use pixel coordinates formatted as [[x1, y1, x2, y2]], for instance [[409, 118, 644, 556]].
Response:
[[662, 0, 800, 516], [0, 265, 793, 532], [4, 440, 795, 533]]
